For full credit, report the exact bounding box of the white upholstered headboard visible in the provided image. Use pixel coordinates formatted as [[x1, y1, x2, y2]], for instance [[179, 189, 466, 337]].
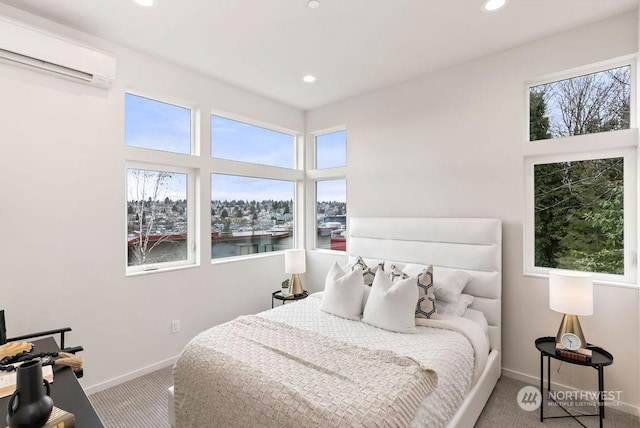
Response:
[[348, 217, 502, 353]]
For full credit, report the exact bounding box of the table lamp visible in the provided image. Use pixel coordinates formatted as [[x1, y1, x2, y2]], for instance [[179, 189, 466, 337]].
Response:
[[285, 249, 306, 296], [549, 270, 593, 350]]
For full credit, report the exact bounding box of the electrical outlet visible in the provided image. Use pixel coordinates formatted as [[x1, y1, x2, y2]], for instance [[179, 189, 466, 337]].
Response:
[[171, 320, 180, 334]]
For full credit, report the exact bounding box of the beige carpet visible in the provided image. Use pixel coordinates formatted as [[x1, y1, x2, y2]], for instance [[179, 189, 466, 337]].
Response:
[[89, 365, 173, 428], [90, 367, 639, 428]]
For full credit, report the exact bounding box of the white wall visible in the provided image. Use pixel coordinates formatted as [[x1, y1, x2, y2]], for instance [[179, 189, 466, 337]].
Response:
[[307, 12, 640, 412], [0, 4, 304, 392]]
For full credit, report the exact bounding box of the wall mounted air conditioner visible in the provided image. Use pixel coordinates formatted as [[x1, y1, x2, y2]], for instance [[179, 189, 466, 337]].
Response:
[[0, 16, 116, 89]]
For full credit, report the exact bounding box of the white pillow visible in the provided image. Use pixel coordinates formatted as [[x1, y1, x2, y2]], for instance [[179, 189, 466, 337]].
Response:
[[362, 270, 418, 333], [320, 262, 365, 321], [436, 294, 474, 317], [433, 268, 472, 303]]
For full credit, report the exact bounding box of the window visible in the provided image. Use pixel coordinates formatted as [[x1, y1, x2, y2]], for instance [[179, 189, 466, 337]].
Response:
[[525, 149, 636, 284], [534, 157, 623, 274], [125, 92, 196, 274], [529, 65, 631, 141], [316, 130, 347, 169], [125, 93, 192, 154], [525, 60, 636, 285], [211, 174, 295, 259], [316, 179, 347, 251], [211, 115, 295, 168], [127, 166, 195, 271], [310, 128, 347, 251]]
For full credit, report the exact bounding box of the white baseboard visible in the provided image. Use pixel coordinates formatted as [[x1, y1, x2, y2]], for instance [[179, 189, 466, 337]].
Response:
[[502, 368, 639, 417], [84, 355, 178, 396]]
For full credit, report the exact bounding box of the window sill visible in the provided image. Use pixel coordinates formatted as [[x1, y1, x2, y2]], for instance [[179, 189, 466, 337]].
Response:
[[126, 263, 198, 277], [524, 272, 638, 290], [210, 251, 286, 265]]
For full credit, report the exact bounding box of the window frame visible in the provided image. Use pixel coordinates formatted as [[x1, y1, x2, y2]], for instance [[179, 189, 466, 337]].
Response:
[[125, 90, 196, 156], [209, 110, 304, 263], [524, 147, 637, 286], [210, 111, 298, 169], [125, 162, 197, 275], [307, 127, 348, 253], [524, 56, 637, 144], [523, 57, 638, 287], [209, 172, 298, 261]]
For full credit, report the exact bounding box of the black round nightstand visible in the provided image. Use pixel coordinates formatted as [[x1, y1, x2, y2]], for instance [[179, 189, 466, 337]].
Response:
[[535, 336, 613, 428], [271, 290, 309, 308]]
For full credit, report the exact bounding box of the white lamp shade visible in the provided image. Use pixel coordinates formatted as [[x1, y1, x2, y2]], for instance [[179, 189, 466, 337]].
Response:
[[285, 249, 306, 274], [549, 270, 593, 316]]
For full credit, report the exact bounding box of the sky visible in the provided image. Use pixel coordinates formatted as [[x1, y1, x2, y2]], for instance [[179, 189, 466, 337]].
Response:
[[125, 93, 347, 202]]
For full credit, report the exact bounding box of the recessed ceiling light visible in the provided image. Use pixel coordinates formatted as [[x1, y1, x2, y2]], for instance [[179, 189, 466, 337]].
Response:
[[134, 0, 156, 8], [482, 0, 507, 12], [302, 75, 317, 83], [308, 0, 320, 9]]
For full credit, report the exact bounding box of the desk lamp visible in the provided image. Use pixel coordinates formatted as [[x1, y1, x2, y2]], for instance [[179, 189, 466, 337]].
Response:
[[285, 249, 306, 296]]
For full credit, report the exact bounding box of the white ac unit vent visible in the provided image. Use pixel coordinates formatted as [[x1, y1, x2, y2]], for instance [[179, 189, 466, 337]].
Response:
[[0, 16, 116, 89]]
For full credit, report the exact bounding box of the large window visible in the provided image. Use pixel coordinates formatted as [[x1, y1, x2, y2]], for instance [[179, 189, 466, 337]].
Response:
[[125, 92, 196, 274], [525, 61, 636, 285], [211, 115, 295, 168], [127, 166, 194, 271], [211, 174, 295, 259], [529, 65, 630, 141], [125, 93, 192, 154], [533, 157, 623, 275]]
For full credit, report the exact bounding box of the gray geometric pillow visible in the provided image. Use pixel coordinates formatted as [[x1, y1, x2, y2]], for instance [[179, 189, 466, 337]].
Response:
[[389, 264, 436, 319], [351, 256, 384, 286]]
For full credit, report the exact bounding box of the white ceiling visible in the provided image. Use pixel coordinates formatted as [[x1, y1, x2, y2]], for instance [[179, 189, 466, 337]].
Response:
[[0, 0, 637, 110]]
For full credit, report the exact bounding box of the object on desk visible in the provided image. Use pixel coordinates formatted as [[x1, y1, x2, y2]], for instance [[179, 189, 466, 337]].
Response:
[[0, 363, 53, 399], [1, 350, 82, 374], [0, 343, 32, 360], [6, 360, 54, 428], [43, 406, 75, 428]]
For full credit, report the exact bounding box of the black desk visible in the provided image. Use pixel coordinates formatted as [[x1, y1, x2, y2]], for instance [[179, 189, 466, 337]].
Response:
[[0, 337, 104, 427], [536, 336, 613, 428]]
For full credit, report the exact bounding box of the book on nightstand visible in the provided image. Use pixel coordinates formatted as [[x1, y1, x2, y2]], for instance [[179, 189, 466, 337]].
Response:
[[555, 343, 592, 363]]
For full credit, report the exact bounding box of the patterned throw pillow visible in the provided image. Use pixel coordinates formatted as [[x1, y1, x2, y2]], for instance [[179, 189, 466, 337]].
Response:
[[389, 264, 436, 319], [351, 256, 384, 286]]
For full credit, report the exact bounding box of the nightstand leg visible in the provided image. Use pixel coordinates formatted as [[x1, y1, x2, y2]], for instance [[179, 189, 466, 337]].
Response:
[[547, 355, 551, 395], [540, 351, 544, 422], [598, 366, 604, 426]]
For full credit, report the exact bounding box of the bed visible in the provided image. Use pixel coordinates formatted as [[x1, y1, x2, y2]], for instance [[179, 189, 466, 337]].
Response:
[[169, 217, 502, 427]]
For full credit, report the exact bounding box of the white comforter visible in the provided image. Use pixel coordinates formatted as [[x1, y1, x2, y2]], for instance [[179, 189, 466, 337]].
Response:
[[259, 293, 489, 428]]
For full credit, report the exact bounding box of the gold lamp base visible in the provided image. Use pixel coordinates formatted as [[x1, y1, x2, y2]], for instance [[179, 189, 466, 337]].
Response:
[[289, 273, 304, 296], [556, 314, 587, 347]]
